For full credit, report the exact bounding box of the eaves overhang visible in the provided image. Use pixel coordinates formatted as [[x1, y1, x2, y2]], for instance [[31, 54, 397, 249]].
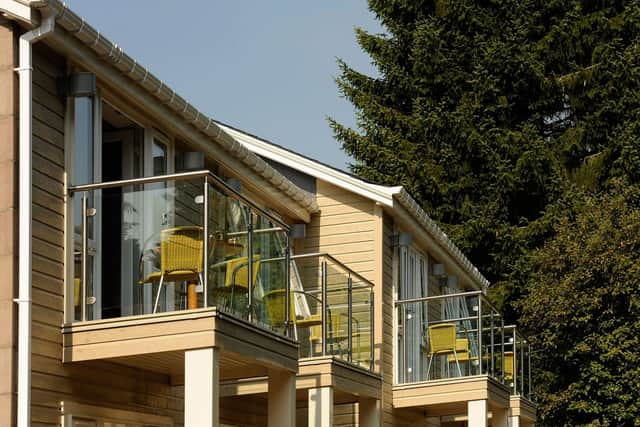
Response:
[[1, 0, 319, 221], [224, 123, 490, 291]]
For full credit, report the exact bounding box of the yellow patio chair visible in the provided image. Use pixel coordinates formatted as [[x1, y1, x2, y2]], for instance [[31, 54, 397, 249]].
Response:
[[426, 323, 462, 378], [447, 337, 478, 374], [504, 351, 514, 382], [223, 255, 260, 310], [139, 226, 204, 314]]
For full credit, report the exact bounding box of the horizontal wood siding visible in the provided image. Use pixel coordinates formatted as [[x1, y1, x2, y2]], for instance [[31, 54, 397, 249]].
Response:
[[0, 19, 17, 427], [29, 45, 184, 426]]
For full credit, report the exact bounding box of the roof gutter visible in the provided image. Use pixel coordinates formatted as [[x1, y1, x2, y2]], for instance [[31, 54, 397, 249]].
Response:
[[28, 0, 318, 219], [391, 188, 490, 290], [14, 9, 56, 427]]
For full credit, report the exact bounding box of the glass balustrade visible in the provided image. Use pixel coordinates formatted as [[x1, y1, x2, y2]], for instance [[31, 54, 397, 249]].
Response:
[[395, 291, 504, 384], [67, 171, 290, 337], [504, 325, 533, 400], [289, 253, 375, 371]]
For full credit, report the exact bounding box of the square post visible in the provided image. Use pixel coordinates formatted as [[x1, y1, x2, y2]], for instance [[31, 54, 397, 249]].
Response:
[[268, 369, 296, 427], [185, 347, 219, 427], [468, 399, 488, 427], [309, 386, 333, 427], [358, 397, 381, 427]]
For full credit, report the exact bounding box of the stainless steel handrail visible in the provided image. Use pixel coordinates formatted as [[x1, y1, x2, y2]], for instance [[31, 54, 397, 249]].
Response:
[[67, 169, 290, 230], [394, 290, 500, 314], [290, 252, 375, 289]]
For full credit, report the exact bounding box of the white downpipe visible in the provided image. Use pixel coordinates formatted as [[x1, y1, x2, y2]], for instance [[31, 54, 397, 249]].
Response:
[[15, 12, 55, 427]]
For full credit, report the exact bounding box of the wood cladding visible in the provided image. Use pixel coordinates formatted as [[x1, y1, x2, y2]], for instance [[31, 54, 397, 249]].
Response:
[[29, 45, 184, 426]]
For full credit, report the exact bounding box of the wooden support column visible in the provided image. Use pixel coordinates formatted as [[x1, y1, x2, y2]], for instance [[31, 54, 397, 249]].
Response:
[[468, 399, 488, 427], [185, 347, 219, 427], [268, 369, 296, 427], [493, 407, 508, 427], [358, 397, 381, 427]]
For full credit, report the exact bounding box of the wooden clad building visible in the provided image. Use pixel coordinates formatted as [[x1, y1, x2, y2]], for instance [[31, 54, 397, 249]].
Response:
[[0, 1, 535, 426]]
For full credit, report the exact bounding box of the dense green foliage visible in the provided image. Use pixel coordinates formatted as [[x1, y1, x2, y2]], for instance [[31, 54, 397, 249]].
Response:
[[520, 183, 640, 426], [331, 1, 640, 424]]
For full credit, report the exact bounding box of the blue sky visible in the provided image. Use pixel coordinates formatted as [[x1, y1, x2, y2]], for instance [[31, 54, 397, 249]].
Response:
[[65, 1, 382, 170]]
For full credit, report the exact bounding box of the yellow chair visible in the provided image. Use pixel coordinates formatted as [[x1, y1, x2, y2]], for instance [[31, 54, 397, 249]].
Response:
[[503, 351, 514, 382], [447, 337, 478, 373], [140, 226, 204, 314], [426, 323, 462, 378], [223, 255, 260, 311]]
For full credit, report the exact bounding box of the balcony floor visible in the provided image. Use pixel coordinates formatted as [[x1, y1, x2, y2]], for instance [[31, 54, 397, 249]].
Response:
[[61, 307, 299, 379], [393, 375, 510, 416]]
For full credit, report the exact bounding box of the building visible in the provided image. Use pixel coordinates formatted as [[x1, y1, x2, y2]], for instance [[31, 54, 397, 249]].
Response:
[[0, 1, 536, 426]]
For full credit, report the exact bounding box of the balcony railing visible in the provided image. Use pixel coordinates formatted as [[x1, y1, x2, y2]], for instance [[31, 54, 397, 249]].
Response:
[[288, 253, 374, 371], [67, 170, 292, 337], [504, 325, 532, 400], [395, 291, 504, 384], [395, 291, 533, 399]]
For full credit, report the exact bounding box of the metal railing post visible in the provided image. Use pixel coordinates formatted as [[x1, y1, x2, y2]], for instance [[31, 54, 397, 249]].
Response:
[[347, 275, 353, 363], [501, 321, 505, 384], [284, 233, 291, 337], [477, 296, 483, 375], [490, 309, 495, 376], [203, 179, 208, 308], [370, 291, 374, 371], [513, 329, 518, 394], [321, 257, 328, 356], [246, 208, 253, 322], [521, 338, 525, 395], [528, 344, 532, 398], [81, 193, 88, 322]]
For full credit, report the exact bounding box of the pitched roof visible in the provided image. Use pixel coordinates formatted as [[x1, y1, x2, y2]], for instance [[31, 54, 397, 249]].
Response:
[[2, 0, 318, 219], [220, 123, 491, 290]]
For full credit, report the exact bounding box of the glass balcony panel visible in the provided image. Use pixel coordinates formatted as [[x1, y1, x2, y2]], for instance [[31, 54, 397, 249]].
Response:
[[396, 292, 504, 385], [252, 213, 288, 333], [69, 171, 292, 339], [207, 190, 250, 318], [288, 253, 374, 371]]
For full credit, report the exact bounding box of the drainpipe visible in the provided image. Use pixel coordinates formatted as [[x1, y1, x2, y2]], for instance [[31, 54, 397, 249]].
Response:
[[14, 11, 55, 427]]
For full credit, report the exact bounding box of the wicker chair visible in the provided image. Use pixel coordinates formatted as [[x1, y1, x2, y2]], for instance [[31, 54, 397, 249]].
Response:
[[426, 323, 462, 378], [140, 226, 204, 314]]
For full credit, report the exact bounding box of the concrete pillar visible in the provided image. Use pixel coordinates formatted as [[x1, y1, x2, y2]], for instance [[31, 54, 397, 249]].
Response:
[[268, 369, 296, 427], [493, 407, 508, 427], [358, 397, 381, 427], [185, 347, 220, 427], [308, 386, 333, 427], [468, 399, 488, 427]]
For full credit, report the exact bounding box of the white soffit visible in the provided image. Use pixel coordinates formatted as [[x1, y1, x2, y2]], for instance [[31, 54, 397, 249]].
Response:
[[221, 124, 399, 207]]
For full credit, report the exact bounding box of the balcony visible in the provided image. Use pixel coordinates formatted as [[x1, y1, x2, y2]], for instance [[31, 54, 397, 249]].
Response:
[[220, 253, 381, 411], [393, 291, 534, 423], [62, 170, 298, 378]]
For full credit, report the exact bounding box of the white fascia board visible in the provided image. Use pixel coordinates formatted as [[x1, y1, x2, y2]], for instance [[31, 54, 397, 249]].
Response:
[[0, 0, 36, 24], [222, 124, 397, 207]]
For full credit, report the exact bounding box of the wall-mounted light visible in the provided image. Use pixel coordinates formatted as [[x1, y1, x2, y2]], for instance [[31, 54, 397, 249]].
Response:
[[290, 223, 306, 239], [432, 263, 445, 277], [446, 275, 458, 288]]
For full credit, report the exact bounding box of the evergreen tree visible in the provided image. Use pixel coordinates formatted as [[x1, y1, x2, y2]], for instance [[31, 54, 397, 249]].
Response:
[[332, 1, 640, 424], [330, 0, 640, 317]]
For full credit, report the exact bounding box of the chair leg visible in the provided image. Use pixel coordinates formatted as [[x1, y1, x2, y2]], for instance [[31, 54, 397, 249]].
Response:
[[153, 274, 165, 314], [426, 353, 434, 380], [453, 350, 462, 377]]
